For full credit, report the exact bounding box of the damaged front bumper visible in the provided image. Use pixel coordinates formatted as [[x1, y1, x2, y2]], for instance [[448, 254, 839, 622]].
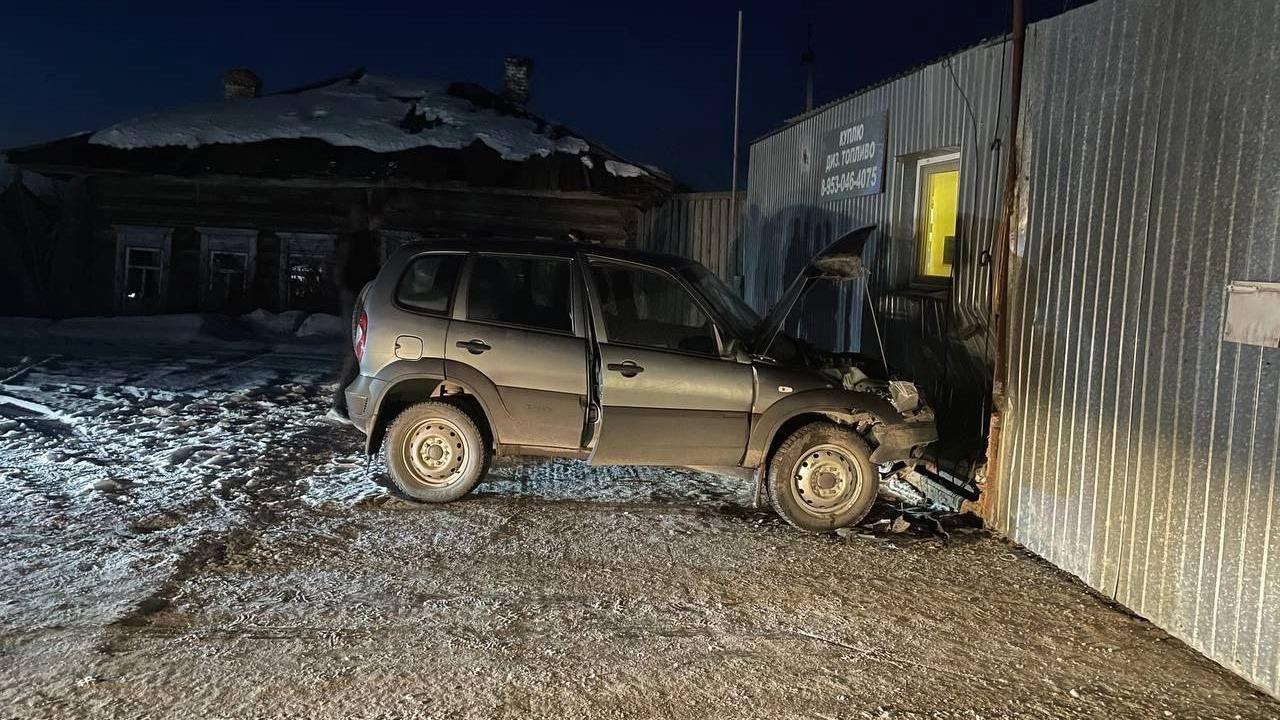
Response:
[[869, 420, 938, 464]]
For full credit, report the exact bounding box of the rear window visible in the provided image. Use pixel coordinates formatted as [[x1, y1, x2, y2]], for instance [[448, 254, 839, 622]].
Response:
[[467, 255, 573, 334], [395, 254, 464, 314]]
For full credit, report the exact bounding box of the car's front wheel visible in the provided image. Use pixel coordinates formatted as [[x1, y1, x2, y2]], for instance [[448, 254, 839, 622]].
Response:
[[766, 422, 877, 532], [384, 401, 489, 502]]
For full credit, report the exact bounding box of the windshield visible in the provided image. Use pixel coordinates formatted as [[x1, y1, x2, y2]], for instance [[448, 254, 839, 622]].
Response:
[[677, 264, 761, 341]]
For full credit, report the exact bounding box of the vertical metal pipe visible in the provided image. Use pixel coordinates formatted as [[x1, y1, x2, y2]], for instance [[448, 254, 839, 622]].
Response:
[[980, 0, 1025, 521], [731, 10, 744, 288]]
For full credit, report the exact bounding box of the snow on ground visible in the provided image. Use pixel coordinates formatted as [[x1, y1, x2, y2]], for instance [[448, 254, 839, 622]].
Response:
[[0, 310, 343, 348], [2, 332, 1278, 718], [89, 74, 597, 163], [0, 342, 747, 633]]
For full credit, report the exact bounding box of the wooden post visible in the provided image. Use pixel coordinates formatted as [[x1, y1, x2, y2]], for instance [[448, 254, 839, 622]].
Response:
[[979, 0, 1025, 525]]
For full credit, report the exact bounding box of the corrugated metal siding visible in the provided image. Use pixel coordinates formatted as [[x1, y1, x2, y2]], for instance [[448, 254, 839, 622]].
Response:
[[742, 40, 1012, 441], [636, 192, 742, 283], [998, 0, 1280, 696]]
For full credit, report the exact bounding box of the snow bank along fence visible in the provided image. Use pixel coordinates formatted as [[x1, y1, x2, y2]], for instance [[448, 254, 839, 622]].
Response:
[[742, 0, 1280, 697]]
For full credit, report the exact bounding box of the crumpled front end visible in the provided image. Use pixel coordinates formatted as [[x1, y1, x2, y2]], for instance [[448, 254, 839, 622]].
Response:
[[809, 353, 938, 463]]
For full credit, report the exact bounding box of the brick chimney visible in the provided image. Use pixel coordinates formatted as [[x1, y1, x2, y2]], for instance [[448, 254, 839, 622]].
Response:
[[502, 56, 533, 105], [223, 69, 262, 99]]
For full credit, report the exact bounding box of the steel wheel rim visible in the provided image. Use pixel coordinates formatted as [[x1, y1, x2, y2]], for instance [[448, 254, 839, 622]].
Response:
[[403, 417, 473, 487], [790, 443, 864, 517]]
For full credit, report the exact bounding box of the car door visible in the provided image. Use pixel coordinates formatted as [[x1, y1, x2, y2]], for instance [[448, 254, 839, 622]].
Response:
[[584, 257, 754, 466], [444, 252, 589, 451]]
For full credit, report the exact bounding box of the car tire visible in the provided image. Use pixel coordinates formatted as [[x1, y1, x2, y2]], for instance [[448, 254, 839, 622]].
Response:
[[766, 422, 877, 533], [384, 401, 489, 502]]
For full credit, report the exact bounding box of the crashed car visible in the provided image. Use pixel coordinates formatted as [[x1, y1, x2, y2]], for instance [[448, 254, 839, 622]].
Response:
[[342, 226, 937, 531]]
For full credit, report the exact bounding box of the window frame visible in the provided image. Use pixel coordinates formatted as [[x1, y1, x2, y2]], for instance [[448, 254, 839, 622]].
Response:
[[453, 252, 581, 338], [582, 255, 731, 360], [277, 232, 337, 311], [912, 152, 961, 286], [207, 250, 249, 295], [124, 246, 164, 300], [114, 225, 173, 312], [392, 251, 468, 319], [284, 252, 330, 309]]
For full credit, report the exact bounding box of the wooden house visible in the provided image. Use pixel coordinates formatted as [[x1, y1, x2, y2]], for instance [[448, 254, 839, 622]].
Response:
[[1, 59, 674, 317]]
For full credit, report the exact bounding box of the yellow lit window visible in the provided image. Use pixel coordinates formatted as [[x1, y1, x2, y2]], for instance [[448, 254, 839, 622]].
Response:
[[916, 154, 960, 281]]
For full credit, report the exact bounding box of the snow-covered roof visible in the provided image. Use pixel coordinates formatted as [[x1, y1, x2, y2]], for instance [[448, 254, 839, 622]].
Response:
[[87, 71, 648, 178]]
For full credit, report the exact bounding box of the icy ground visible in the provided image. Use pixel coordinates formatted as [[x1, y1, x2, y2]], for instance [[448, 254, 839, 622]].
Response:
[[1, 343, 1278, 719]]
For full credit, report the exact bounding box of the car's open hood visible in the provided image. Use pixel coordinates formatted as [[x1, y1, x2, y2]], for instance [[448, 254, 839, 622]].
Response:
[[750, 225, 875, 354]]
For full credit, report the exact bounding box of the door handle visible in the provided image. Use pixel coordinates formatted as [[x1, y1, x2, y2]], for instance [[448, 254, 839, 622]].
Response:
[[456, 339, 491, 355], [607, 361, 644, 378]]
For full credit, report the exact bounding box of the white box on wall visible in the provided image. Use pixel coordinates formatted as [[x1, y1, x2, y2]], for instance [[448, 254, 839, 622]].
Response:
[[1223, 281, 1280, 348]]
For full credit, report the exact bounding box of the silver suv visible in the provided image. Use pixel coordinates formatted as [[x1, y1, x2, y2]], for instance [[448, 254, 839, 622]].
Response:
[[343, 227, 937, 532]]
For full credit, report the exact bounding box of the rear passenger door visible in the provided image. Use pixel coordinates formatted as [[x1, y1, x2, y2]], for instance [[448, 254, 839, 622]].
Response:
[[585, 258, 754, 466], [444, 253, 589, 451]]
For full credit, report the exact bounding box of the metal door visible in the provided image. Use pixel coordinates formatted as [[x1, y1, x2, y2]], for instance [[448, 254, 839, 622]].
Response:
[[584, 258, 753, 466], [444, 254, 588, 450]]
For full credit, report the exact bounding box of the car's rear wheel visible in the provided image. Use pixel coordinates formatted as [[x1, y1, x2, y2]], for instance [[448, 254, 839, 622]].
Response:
[[767, 422, 877, 532], [384, 401, 489, 502]]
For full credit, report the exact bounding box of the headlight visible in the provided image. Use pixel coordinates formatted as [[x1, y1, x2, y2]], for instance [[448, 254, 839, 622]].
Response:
[[889, 380, 920, 413]]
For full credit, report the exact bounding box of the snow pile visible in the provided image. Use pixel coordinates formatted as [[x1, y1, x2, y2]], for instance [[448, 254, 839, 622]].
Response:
[[90, 74, 602, 164], [0, 312, 350, 346], [242, 309, 308, 336], [295, 313, 343, 338], [48, 314, 245, 344], [0, 317, 54, 338]]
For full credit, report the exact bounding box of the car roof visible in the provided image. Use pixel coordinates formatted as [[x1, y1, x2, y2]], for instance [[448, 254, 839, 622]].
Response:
[[389, 237, 698, 270]]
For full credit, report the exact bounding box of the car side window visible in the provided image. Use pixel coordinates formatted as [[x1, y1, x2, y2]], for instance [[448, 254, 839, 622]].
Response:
[[467, 255, 573, 334], [395, 253, 464, 314], [589, 260, 719, 355]]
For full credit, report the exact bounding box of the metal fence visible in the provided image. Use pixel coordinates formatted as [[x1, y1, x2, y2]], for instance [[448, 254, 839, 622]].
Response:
[[996, 0, 1280, 696], [635, 192, 742, 284]]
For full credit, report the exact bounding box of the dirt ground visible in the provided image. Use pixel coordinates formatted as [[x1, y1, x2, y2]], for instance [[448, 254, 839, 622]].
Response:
[[2, 343, 1279, 719]]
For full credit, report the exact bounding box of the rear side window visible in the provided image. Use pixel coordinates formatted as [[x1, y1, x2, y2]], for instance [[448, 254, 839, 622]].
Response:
[[589, 260, 719, 355], [467, 255, 573, 334], [396, 254, 464, 314]]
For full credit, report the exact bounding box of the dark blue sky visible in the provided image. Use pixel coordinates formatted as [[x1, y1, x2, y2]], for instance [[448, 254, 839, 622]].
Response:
[[0, 0, 1074, 190]]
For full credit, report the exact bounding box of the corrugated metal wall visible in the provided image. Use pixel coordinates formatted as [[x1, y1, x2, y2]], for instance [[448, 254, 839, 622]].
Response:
[[997, 0, 1280, 696], [742, 0, 1279, 696], [636, 192, 742, 283], [742, 39, 1012, 443]]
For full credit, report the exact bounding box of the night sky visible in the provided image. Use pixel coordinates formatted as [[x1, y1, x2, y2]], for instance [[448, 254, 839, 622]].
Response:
[[0, 0, 1077, 190]]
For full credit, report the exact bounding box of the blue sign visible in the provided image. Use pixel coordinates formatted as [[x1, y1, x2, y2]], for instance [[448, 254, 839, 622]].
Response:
[[818, 113, 887, 200]]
